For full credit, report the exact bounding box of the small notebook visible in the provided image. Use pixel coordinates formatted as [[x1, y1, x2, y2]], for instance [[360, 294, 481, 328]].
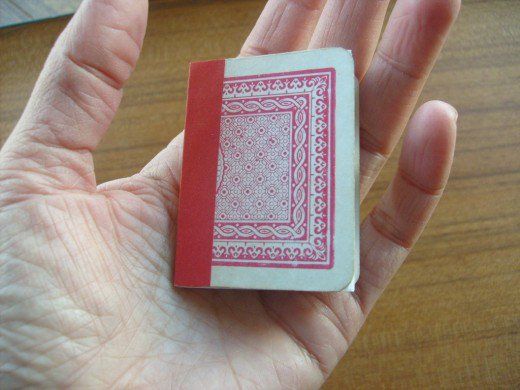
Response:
[[174, 48, 359, 292]]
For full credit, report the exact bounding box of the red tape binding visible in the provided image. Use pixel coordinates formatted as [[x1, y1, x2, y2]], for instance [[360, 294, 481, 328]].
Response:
[[174, 59, 225, 287]]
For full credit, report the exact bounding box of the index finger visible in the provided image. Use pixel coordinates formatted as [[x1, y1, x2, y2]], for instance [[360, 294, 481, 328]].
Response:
[[240, 0, 326, 56]]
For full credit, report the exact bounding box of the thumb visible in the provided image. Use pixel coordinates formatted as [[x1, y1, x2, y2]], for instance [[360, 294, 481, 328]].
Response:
[[0, 0, 148, 193]]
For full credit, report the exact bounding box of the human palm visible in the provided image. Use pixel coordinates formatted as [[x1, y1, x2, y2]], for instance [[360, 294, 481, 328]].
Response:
[[0, 0, 460, 388]]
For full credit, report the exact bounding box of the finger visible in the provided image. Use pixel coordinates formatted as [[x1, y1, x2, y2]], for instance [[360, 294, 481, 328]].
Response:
[[359, 0, 460, 199], [0, 0, 148, 191], [240, 0, 326, 56], [355, 100, 457, 314], [309, 0, 390, 79]]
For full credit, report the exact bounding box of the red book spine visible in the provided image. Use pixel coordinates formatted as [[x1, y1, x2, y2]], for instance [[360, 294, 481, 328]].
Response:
[[174, 59, 225, 287]]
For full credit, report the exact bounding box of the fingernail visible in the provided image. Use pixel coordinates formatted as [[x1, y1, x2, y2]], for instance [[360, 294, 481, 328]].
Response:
[[449, 106, 458, 123]]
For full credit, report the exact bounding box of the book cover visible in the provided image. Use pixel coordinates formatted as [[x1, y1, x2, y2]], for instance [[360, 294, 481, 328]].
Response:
[[174, 48, 358, 291]]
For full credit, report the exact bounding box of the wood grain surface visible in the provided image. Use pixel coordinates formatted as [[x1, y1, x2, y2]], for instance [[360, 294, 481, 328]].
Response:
[[0, 0, 519, 388]]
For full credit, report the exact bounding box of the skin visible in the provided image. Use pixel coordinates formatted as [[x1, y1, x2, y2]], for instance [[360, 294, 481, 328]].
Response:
[[0, 0, 460, 388]]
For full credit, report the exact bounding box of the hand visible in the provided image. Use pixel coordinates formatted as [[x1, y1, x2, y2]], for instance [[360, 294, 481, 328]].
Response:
[[0, 0, 460, 387]]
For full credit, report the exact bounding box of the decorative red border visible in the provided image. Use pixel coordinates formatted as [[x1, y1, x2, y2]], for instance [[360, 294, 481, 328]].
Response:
[[212, 68, 336, 269]]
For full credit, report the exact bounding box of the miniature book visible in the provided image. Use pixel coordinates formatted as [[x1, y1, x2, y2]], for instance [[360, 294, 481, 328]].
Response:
[[174, 48, 359, 291]]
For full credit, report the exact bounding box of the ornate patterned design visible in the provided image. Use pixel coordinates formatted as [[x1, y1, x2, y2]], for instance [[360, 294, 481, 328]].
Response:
[[215, 112, 293, 223], [212, 68, 335, 269]]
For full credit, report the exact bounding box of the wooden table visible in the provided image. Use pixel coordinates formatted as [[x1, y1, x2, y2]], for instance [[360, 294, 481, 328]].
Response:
[[1, 0, 518, 388]]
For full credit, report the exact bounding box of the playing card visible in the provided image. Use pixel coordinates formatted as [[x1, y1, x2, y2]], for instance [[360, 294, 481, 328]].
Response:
[[175, 48, 358, 291]]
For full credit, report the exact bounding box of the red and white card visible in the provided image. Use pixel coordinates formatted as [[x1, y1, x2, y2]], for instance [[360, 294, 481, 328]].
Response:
[[174, 48, 358, 291]]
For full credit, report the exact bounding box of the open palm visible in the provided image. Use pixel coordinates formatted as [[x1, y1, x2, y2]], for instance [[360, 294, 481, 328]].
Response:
[[0, 0, 460, 388]]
